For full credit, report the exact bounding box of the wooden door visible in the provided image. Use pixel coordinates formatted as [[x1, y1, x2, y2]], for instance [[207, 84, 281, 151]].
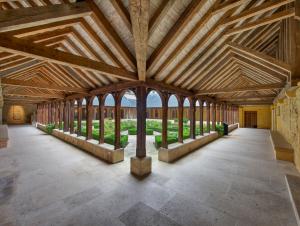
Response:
[[244, 111, 257, 128]]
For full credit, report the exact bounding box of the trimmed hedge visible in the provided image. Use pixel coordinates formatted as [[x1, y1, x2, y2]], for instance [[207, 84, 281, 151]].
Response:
[[46, 123, 55, 134]]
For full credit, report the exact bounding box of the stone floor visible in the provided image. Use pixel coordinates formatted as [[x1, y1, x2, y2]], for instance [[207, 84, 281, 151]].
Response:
[[1, 125, 300, 226]]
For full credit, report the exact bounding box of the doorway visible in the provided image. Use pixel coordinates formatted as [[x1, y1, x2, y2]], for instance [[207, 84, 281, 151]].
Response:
[[244, 111, 257, 128]]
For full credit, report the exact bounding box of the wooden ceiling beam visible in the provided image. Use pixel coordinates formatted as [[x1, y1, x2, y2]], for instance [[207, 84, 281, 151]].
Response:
[[0, 2, 91, 32], [4, 91, 64, 99], [1, 78, 89, 93], [222, 0, 294, 27], [149, 0, 175, 38], [212, 0, 248, 14], [110, 0, 132, 33], [225, 8, 295, 36], [146, 0, 207, 73], [196, 83, 285, 95], [86, 0, 136, 71], [129, 0, 149, 81], [228, 42, 291, 74], [0, 34, 138, 81]]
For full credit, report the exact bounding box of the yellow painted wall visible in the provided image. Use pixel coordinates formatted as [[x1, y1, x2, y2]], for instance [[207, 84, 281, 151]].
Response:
[[272, 85, 300, 172], [3, 104, 36, 124], [239, 105, 271, 129]]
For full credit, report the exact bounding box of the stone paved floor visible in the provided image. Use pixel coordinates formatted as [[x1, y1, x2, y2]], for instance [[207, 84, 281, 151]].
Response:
[[1, 125, 300, 226]]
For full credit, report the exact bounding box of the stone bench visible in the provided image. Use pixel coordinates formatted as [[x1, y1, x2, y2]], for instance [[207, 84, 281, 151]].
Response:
[[286, 174, 300, 226], [159, 132, 219, 163], [0, 124, 8, 148], [228, 123, 239, 132], [270, 131, 294, 162], [37, 124, 124, 164]]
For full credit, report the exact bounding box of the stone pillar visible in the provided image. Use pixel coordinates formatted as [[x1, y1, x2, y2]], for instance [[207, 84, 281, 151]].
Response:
[[199, 100, 204, 135], [206, 101, 210, 133], [86, 97, 94, 140], [178, 96, 184, 143], [98, 95, 105, 144], [131, 86, 151, 177], [189, 98, 196, 139], [212, 102, 216, 131], [63, 101, 69, 132], [161, 93, 168, 149], [114, 92, 121, 150], [77, 99, 82, 136], [69, 100, 75, 134]]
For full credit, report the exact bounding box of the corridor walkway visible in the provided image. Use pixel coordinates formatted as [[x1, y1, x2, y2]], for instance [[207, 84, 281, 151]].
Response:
[[1, 126, 299, 226]]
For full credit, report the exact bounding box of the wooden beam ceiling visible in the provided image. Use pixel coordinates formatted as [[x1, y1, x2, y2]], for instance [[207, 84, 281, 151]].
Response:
[[0, 34, 137, 81], [0, 2, 91, 32]]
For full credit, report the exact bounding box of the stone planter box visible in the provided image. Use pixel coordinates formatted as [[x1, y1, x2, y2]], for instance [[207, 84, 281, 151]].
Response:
[[228, 123, 239, 132], [0, 124, 8, 148], [159, 132, 219, 163], [37, 124, 124, 163]]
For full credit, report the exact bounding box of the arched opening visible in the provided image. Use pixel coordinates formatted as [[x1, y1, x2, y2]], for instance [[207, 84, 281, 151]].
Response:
[[74, 100, 78, 133], [183, 98, 190, 140], [121, 90, 136, 153], [146, 90, 162, 151], [203, 101, 208, 133], [103, 93, 116, 147], [167, 94, 179, 145], [81, 98, 87, 137], [195, 100, 200, 136]]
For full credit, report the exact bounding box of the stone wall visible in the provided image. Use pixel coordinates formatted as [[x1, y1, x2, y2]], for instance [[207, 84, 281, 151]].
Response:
[[3, 103, 36, 124], [272, 85, 300, 172], [239, 105, 271, 129]]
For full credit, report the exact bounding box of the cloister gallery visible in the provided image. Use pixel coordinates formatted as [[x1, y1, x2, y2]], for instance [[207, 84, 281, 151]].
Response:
[[0, 0, 300, 225]]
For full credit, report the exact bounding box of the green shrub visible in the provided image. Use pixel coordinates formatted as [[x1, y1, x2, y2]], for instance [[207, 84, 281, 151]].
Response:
[[104, 134, 128, 148], [146, 128, 154, 135], [154, 134, 178, 148], [128, 128, 137, 135], [46, 123, 55, 134], [183, 118, 189, 124]]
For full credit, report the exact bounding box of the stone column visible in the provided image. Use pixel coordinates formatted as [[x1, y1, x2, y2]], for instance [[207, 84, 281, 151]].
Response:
[[77, 99, 82, 136], [114, 92, 121, 150], [86, 97, 94, 140], [199, 100, 204, 135], [161, 93, 168, 149], [212, 102, 216, 131], [206, 101, 210, 133], [131, 86, 151, 177], [178, 96, 184, 143], [63, 101, 69, 132], [98, 95, 105, 144], [69, 100, 75, 134], [189, 98, 196, 139]]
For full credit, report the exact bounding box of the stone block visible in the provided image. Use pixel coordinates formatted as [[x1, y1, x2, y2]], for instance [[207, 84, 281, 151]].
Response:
[[0, 124, 8, 149], [130, 156, 152, 177], [159, 132, 218, 163]]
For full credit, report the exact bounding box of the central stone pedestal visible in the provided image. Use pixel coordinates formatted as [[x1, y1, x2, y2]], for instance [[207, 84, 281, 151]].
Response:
[[130, 156, 152, 177]]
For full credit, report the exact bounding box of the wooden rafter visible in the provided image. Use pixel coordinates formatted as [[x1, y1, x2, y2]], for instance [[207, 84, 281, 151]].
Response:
[[0, 34, 137, 81]]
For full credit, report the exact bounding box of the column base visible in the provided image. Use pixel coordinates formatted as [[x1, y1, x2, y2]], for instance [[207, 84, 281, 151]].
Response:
[[130, 156, 152, 177]]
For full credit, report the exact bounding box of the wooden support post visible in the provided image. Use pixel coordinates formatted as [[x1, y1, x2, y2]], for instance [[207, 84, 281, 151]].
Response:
[[48, 103, 51, 124], [136, 86, 147, 158], [77, 99, 82, 136], [199, 100, 204, 135], [69, 100, 74, 134], [86, 97, 93, 140], [55, 102, 59, 128], [161, 92, 168, 149], [98, 95, 105, 144], [178, 96, 184, 143], [206, 101, 210, 133], [63, 101, 69, 132], [212, 102, 216, 131], [114, 92, 121, 150], [189, 98, 196, 139], [224, 104, 227, 123], [59, 102, 63, 130]]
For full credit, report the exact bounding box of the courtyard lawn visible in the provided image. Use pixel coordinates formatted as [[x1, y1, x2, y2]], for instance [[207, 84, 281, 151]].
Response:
[[50, 119, 223, 149]]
